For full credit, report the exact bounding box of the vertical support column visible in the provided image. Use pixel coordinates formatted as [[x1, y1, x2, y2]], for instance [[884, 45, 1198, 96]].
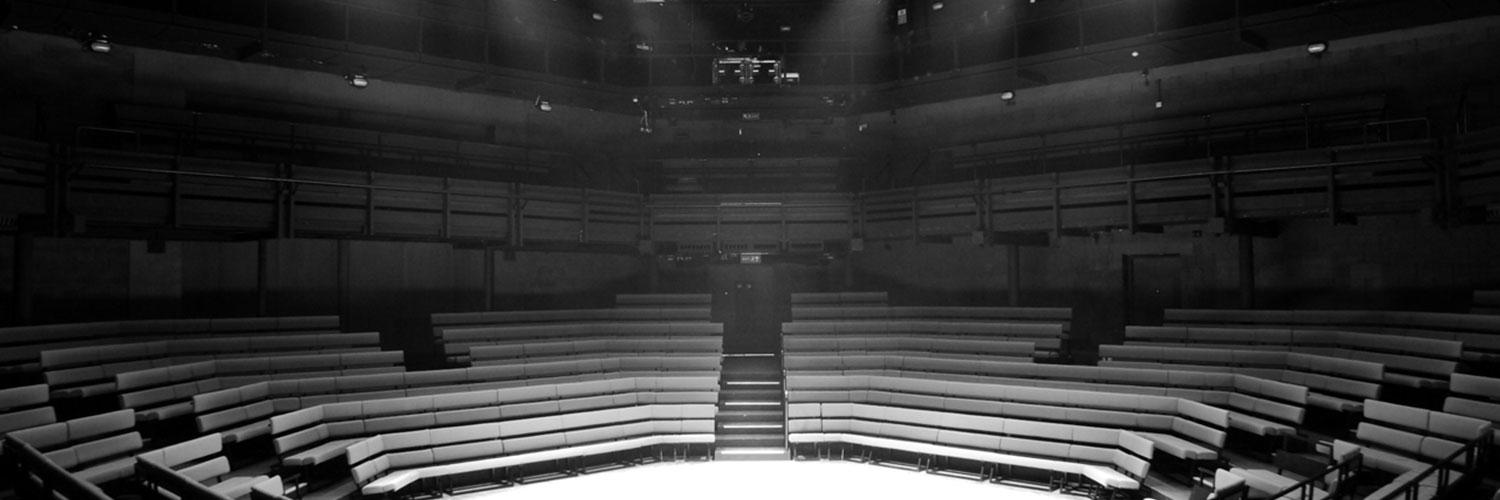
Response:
[[256, 239, 270, 316], [365, 170, 376, 237], [1007, 244, 1021, 307], [483, 247, 496, 311], [1239, 233, 1255, 309], [646, 254, 660, 293], [12, 232, 34, 325], [337, 239, 351, 321], [441, 178, 451, 239], [168, 158, 181, 229]]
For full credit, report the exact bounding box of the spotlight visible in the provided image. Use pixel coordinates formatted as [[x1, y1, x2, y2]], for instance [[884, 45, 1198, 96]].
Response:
[[591, 12, 603, 21], [1154, 100, 1164, 109], [534, 96, 553, 112], [932, 1, 944, 10], [1130, 50, 1140, 58], [1306, 41, 1328, 56], [779, 25, 792, 33], [84, 33, 111, 54], [857, 123, 869, 132], [999, 90, 1016, 104], [345, 72, 369, 89]]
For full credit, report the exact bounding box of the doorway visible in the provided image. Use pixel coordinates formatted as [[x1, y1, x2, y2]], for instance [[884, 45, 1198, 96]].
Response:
[[1123, 254, 1184, 327], [710, 265, 786, 354]]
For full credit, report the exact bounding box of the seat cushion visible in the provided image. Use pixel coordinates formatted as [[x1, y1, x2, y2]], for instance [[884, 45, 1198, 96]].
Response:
[[283, 438, 362, 468], [1138, 432, 1217, 461]]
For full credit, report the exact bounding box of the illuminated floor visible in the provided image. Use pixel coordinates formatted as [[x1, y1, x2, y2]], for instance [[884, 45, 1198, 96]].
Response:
[[452, 460, 1086, 500]]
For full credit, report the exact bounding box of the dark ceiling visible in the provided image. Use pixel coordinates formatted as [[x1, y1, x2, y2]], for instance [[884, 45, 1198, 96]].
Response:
[[5, 0, 1498, 113]]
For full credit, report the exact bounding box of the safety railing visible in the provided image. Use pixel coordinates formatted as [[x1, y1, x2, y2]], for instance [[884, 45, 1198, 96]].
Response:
[[0, 437, 111, 500], [1369, 430, 1492, 500], [1268, 452, 1362, 500]]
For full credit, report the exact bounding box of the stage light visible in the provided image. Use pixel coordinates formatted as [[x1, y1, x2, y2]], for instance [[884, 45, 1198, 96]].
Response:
[[1306, 41, 1329, 56], [999, 90, 1016, 104], [84, 34, 111, 53], [345, 72, 368, 88], [1155, 100, 1164, 109], [932, 2, 944, 10], [591, 12, 603, 21], [534, 96, 553, 112], [779, 25, 792, 33], [1130, 50, 1140, 58]]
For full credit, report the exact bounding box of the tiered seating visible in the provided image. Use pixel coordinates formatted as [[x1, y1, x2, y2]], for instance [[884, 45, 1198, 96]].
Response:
[[1335, 400, 1493, 499], [1473, 290, 1500, 315], [134, 433, 275, 498], [783, 319, 1065, 360], [1, 435, 112, 500], [192, 367, 719, 447], [467, 337, 722, 370], [791, 305, 1072, 328], [439, 321, 722, 365], [787, 401, 1153, 496], [614, 293, 712, 308], [1442, 373, 1500, 444], [1099, 344, 1382, 413], [790, 292, 889, 307], [1, 384, 55, 435], [115, 351, 406, 423], [787, 374, 1226, 468], [1165, 308, 1500, 364], [348, 402, 718, 496], [0, 316, 340, 382], [4, 409, 141, 484], [43, 332, 383, 400], [1125, 326, 1461, 390]]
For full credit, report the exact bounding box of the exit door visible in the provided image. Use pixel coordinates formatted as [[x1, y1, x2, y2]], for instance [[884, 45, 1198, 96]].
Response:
[[1124, 254, 1184, 327], [711, 265, 784, 354]]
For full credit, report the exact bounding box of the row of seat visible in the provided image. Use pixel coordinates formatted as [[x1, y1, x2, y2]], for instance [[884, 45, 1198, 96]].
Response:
[[135, 433, 275, 499], [432, 307, 712, 329], [1441, 373, 1500, 445], [786, 373, 1230, 464], [787, 363, 1306, 438], [613, 293, 713, 308], [45, 333, 388, 400], [784, 335, 1039, 359], [471, 353, 724, 373], [191, 368, 719, 446], [0, 315, 340, 380], [790, 292, 889, 306], [783, 319, 1065, 358], [1125, 326, 1461, 389], [115, 351, 406, 422], [1099, 344, 1383, 412], [785, 352, 1038, 375], [1335, 399, 1493, 499], [787, 402, 1153, 494], [271, 384, 717, 472], [0, 384, 54, 435], [466, 337, 722, 364], [349, 403, 718, 496], [439, 322, 723, 362], [790, 305, 1073, 328], [1165, 308, 1500, 363], [4, 409, 141, 485]]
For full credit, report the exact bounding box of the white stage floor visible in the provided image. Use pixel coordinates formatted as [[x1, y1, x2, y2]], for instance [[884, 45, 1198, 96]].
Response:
[[451, 460, 1085, 500]]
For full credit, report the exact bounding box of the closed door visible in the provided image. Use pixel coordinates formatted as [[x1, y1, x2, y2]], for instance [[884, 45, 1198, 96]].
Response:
[[712, 265, 783, 354], [1124, 254, 1183, 327]]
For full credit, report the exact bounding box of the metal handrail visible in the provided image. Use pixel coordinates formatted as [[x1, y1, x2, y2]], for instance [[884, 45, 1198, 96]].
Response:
[[1267, 452, 1362, 500], [1369, 430, 1492, 500], [0, 437, 112, 500]]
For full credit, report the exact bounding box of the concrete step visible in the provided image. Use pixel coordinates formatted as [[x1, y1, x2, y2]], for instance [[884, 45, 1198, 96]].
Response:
[[715, 434, 787, 448], [714, 447, 788, 461]]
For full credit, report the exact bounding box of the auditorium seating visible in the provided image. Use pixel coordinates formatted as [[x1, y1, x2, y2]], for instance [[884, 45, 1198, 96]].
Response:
[[1442, 373, 1500, 444], [783, 319, 1066, 360], [790, 292, 889, 307], [192, 368, 719, 447], [439, 321, 722, 364], [784, 334, 1038, 360], [0, 316, 340, 383], [791, 305, 1073, 329], [5, 409, 142, 484], [787, 401, 1154, 496], [614, 293, 713, 308], [135, 433, 272, 499], [115, 351, 406, 423], [1125, 326, 1461, 390], [1, 384, 55, 435], [1334, 400, 1492, 499], [347, 403, 717, 496], [43, 332, 384, 400], [467, 336, 722, 370], [1165, 308, 1500, 364], [1098, 344, 1382, 413], [786, 374, 1227, 468]]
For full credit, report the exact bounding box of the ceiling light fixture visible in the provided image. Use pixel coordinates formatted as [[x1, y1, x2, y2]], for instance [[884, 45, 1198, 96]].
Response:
[[932, 2, 944, 10], [534, 96, 553, 112], [591, 12, 604, 21], [999, 90, 1016, 104], [1306, 41, 1329, 56]]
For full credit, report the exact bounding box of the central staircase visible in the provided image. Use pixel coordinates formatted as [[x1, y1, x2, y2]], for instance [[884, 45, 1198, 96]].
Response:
[[713, 353, 787, 460]]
